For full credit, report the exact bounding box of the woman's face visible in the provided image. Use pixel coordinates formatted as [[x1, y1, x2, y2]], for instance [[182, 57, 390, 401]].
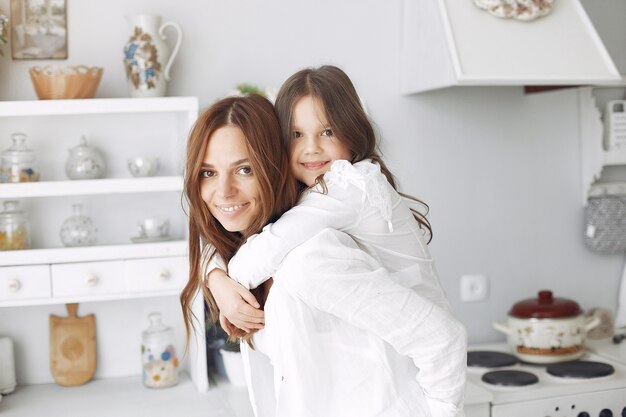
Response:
[[200, 126, 261, 232]]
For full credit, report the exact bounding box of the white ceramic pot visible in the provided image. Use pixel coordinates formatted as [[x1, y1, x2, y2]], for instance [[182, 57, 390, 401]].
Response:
[[493, 290, 601, 364]]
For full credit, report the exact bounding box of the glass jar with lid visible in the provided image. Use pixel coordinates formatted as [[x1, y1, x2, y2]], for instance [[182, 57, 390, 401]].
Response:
[[0, 200, 31, 251], [141, 312, 179, 388], [0, 133, 40, 183]]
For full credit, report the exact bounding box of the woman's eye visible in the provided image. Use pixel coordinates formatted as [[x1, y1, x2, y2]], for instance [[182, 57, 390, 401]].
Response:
[[200, 170, 214, 178], [321, 128, 334, 137], [291, 131, 302, 139], [237, 166, 253, 176]]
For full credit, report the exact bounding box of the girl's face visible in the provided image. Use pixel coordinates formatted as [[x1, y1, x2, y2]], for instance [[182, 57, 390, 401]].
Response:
[[289, 95, 352, 187], [200, 126, 261, 232]]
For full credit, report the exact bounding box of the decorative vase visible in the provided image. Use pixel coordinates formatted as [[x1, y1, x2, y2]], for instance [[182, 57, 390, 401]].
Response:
[[123, 15, 183, 98], [59, 203, 97, 247]]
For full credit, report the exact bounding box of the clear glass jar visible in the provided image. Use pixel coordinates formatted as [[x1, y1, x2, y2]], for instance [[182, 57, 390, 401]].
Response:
[[0, 200, 31, 251], [0, 133, 40, 183], [141, 312, 179, 388], [59, 203, 97, 247], [65, 136, 106, 180]]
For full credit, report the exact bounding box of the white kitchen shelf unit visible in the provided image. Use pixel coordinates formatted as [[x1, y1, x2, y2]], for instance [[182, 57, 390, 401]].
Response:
[[0, 97, 209, 403]]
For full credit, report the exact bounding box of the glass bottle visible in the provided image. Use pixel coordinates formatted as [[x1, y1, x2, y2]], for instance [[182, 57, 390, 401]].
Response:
[[141, 312, 179, 388], [59, 203, 98, 247], [0, 200, 31, 251], [0, 133, 40, 183]]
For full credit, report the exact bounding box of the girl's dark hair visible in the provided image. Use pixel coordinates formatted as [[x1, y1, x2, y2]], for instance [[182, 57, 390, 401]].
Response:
[[181, 94, 300, 347], [275, 65, 432, 241]]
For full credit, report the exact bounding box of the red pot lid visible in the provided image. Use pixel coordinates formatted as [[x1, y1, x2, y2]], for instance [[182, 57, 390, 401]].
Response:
[[509, 290, 581, 319]]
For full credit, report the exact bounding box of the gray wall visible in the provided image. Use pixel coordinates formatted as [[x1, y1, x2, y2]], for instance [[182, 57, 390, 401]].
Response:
[[1, 0, 625, 343]]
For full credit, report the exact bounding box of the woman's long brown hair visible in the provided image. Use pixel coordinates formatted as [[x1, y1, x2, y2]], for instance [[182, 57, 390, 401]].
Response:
[[180, 95, 300, 347], [274, 65, 433, 241]]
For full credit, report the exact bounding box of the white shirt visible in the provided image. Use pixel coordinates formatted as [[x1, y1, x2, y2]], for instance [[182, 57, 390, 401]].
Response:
[[229, 159, 451, 312], [242, 229, 467, 417]]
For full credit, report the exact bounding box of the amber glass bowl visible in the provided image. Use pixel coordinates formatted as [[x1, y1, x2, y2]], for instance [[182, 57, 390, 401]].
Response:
[[29, 65, 103, 100]]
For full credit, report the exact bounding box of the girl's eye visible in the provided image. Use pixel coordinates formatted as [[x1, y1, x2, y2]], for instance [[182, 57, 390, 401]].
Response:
[[321, 128, 334, 137], [200, 170, 214, 178], [237, 166, 253, 176], [291, 131, 302, 139]]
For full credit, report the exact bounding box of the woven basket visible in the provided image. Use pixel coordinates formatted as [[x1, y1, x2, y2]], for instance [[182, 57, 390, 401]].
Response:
[[29, 66, 103, 100]]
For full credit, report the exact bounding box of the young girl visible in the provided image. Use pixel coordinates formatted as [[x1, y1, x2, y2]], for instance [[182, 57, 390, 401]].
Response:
[[211, 65, 454, 332]]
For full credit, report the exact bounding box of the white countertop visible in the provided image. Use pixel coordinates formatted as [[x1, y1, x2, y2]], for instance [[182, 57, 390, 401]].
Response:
[[586, 336, 626, 364], [0, 372, 253, 417]]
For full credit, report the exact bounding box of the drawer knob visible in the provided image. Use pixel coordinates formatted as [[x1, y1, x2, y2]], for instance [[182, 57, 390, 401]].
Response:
[[7, 279, 21, 292], [159, 269, 171, 281], [86, 275, 99, 287]]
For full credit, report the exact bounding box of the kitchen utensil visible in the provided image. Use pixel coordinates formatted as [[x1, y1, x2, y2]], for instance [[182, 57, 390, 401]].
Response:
[[0, 132, 40, 183], [29, 65, 103, 100], [59, 203, 97, 247], [0, 200, 31, 251], [127, 157, 160, 177], [141, 312, 179, 388], [49, 303, 96, 386], [0, 337, 16, 395], [493, 290, 601, 363], [65, 136, 105, 180]]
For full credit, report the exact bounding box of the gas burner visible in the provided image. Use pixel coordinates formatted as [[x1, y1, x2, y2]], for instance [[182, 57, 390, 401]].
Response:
[[467, 351, 518, 368], [481, 370, 539, 387], [546, 361, 615, 379]]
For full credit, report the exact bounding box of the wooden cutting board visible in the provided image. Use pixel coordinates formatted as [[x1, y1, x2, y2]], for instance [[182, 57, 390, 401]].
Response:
[[49, 303, 96, 386]]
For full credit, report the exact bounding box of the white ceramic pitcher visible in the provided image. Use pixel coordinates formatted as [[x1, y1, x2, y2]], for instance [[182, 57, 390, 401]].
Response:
[[123, 15, 183, 98]]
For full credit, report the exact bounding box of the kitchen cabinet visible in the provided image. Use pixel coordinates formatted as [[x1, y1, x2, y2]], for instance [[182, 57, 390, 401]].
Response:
[[0, 97, 210, 411], [401, 0, 621, 94]]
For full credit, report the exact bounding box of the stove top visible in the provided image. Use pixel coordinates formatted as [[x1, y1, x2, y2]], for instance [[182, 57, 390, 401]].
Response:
[[467, 343, 626, 405]]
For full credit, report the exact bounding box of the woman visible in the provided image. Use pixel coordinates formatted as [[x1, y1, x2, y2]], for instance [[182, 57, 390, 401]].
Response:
[[180, 95, 466, 417]]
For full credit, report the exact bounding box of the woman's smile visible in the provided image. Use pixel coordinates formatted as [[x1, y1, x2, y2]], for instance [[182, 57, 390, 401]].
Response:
[[216, 202, 250, 214]]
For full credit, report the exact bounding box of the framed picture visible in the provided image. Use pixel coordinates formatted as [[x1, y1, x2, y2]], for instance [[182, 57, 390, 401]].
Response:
[[10, 0, 67, 59]]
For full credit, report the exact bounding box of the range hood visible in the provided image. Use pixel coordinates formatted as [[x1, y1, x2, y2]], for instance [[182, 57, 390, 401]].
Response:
[[400, 0, 621, 94]]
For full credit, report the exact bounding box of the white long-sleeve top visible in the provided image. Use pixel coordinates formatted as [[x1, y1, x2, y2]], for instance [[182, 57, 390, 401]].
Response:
[[229, 159, 451, 312], [243, 229, 467, 417]]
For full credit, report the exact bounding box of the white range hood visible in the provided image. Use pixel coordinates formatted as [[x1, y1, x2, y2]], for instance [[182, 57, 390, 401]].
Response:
[[401, 0, 621, 94]]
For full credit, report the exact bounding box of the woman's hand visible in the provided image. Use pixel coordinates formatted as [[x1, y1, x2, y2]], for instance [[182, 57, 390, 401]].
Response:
[[207, 268, 265, 333]]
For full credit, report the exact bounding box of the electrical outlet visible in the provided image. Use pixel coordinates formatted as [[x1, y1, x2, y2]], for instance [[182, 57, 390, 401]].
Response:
[[460, 274, 489, 302]]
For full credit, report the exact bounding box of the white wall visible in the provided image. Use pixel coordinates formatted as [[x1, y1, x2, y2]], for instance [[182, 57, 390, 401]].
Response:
[[1, 0, 625, 345]]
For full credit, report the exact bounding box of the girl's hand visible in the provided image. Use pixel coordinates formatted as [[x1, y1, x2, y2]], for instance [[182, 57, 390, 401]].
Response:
[[207, 268, 265, 333]]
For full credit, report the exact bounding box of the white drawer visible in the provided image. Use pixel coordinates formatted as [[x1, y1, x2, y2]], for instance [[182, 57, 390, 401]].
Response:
[[125, 257, 187, 293], [0, 265, 51, 301], [51, 261, 125, 297]]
